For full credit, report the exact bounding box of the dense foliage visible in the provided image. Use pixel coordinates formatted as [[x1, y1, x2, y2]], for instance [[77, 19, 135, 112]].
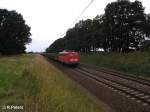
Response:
[[46, 38, 65, 53], [103, 0, 150, 52], [0, 9, 31, 55], [46, 0, 150, 53], [80, 52, 150, 77]]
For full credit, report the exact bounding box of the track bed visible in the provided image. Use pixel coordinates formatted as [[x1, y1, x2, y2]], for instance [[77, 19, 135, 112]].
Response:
[[48, 59, 150, 112]]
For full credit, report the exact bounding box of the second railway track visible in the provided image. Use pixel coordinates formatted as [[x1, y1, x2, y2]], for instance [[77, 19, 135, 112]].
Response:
[[74, 66, 150, 107]]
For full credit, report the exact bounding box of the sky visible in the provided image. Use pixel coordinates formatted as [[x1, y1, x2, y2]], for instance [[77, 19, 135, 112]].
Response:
[[0, 0, 150, 52]]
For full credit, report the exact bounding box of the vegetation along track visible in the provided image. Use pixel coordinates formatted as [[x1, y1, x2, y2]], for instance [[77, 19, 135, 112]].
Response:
[[75, 65, 150, 107]]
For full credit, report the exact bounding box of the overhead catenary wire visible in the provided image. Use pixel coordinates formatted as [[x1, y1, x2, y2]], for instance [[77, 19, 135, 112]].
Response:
[[61, 0, 95, 37]]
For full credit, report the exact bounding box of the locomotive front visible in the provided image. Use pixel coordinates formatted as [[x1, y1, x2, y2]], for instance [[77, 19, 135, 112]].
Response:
[[58, 51, 80, 66]]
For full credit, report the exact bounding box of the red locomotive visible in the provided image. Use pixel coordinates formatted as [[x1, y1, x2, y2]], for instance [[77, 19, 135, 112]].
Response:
[[56, 50, 80, 66]]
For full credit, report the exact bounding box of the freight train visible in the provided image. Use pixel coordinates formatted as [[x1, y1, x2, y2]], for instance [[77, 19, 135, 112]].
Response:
[[43, 50, 80, 66]]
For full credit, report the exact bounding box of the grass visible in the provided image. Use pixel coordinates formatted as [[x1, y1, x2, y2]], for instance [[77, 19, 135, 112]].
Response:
[[80, 52, 150, 77], [0, 55, 33, 104], [0, 54, 105, 112]]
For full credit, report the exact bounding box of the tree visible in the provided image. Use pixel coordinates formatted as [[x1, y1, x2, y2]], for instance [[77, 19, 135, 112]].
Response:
[[64, 19, 94, 53], [46, 38, 66, 53], [65, 27, 81, 51], [46, 0, 150, 53], [92, 15, 105, 51], [140, 40, 150, 51], [103, 0, 149, 52], [0, 9, 31, 54]]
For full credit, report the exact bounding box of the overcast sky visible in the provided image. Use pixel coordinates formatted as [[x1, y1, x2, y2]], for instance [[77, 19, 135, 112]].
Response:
[[0, 0, 150, 52]]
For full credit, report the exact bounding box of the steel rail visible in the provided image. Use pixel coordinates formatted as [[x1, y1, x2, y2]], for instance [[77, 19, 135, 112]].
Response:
[[74, 68, 150, 106]]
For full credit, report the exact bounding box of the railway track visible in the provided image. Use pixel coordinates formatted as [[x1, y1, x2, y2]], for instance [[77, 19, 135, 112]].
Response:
[[74, 66, 150, 107], [80, 63, 150, 86], [47, 58, 150, 112]]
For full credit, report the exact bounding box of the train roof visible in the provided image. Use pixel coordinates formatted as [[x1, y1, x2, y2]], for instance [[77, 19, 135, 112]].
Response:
[[59, 50, 78, 54]]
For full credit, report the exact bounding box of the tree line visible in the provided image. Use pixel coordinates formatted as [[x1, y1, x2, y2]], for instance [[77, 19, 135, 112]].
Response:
[[46, 0, 150, 53], [0, 9, 31, 55]]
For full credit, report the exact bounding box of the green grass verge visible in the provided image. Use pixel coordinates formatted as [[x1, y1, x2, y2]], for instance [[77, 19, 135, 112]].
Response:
[[80, 52, 150, 77], [0, 54, 105, 112], [0, 55, 33, 104]]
